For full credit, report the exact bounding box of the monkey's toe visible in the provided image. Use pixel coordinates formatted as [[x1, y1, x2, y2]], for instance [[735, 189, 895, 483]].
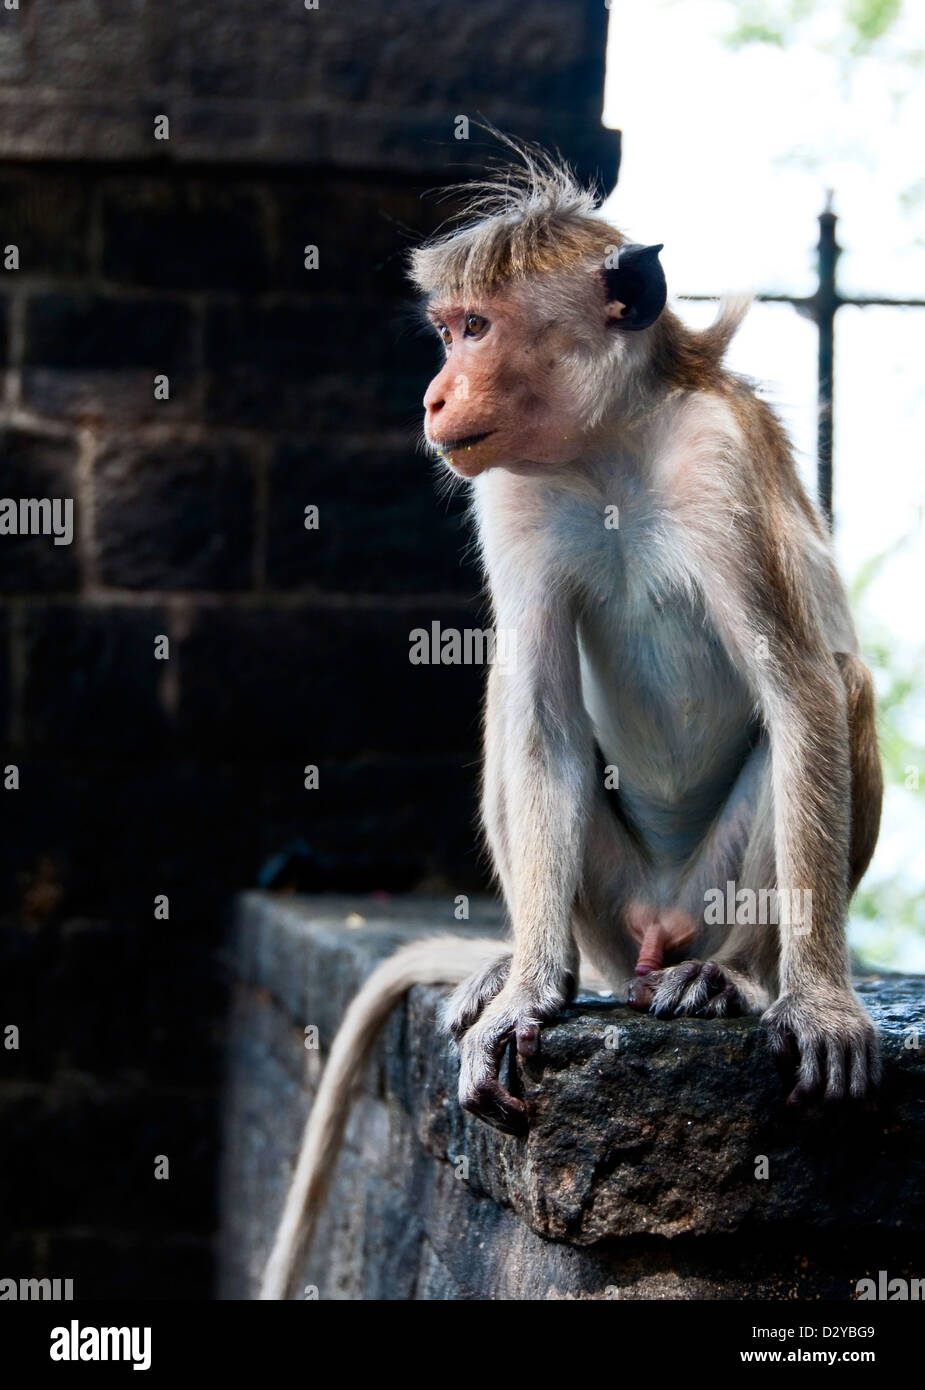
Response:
[[441, 952, 512, 1041], [763, 992, 881, 1105], [629, 960, 746, 1019], [455, 973, 575, 1136], [461, 1078, 529, 1137]]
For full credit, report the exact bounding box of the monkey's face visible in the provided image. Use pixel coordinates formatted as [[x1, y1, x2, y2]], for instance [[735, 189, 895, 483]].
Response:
[[421, 285, 592, 477]]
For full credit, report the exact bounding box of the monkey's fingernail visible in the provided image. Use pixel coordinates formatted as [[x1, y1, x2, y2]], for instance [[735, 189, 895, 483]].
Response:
[[517, 1024, 540, 1056], [628, 982, 653, 1011]]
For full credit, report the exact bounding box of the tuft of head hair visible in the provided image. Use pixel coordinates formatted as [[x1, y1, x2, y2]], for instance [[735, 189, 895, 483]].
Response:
[[408, 136, 623, 301]]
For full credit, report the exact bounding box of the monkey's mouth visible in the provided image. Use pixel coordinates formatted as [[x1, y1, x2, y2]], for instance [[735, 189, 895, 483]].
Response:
[[434, 431, 493, 454]]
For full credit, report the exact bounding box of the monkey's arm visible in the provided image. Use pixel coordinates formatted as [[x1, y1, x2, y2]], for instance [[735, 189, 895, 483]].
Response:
[[454, 584, 595, 1134], [688, 492, 879, 1100]]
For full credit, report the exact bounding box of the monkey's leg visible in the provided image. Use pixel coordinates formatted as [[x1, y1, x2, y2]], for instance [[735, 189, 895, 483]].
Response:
[[452, 608, 592, 1136], [836, 651, 883, 894], [443, 786, 645, 1039]]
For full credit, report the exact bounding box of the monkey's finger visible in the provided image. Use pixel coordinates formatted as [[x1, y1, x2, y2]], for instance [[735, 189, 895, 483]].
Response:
[[700, 983, 742, 1019], [442, 953, 513, 1041], [516, 1022, 540, 1057], [786, 1036, 824, 1106], [848, 1036, 879, 1100], [627, 979, 654, 1011], [461, 1078, 529, 1137], [823, 1039, 848, 1101]]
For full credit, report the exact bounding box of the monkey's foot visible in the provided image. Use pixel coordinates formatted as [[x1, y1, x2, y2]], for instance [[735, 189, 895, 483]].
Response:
[[440, 951, 512, 1041], [454, 972, 576, 1137], [627, 959, 757, 1019], [762, 988, 881, 1103]]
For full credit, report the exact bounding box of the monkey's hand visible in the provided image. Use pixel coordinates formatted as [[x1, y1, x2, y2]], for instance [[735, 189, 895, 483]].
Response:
[[762, 987, 880, 1103], [627, 959, 763, 1019], [452, 969, 576, 1137]]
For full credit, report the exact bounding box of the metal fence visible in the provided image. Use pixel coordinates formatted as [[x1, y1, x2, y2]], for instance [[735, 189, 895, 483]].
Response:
[[684, 201, 925, 528]]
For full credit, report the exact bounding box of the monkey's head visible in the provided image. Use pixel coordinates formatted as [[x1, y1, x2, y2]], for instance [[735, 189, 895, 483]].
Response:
[[410, 148, 667, 478]]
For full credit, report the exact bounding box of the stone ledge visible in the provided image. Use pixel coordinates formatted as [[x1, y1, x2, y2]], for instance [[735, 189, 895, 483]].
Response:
[[219, 893, 925, 1299]]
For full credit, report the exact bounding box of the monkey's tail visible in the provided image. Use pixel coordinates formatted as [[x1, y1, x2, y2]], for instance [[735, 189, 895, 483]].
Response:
[[702, 292, 753, 359], [258, 933, 508, 1301]]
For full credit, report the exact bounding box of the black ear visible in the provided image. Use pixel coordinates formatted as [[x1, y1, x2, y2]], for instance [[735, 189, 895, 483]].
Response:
[[603, 243, 667, 330]]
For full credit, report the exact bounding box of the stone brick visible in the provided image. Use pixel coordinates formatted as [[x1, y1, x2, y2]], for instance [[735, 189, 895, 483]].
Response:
[[100, 177, 269, 291], [0, 608, 10, 743], [94, 437, 256, 591], [175, 603, 485, 760], [27, 917, 227, 1084], [270, 176, 439, 297], [256, 757, 486, 893], [42, 1231, 213, 1300], [0, 758, 261, 927], [266, 439, 481, 595], [0, 1077, 218, 1231], [0, 916, 58, 1078], [0, 429, 80, 593], [24, 292, 193, 370], [20, 605, 170, 755], [22, 292, 196, 424], [203, 298, 433, 429], [32, 0, 151, 94], [0, 6, 27, 84], [0, 170, 92, 276]]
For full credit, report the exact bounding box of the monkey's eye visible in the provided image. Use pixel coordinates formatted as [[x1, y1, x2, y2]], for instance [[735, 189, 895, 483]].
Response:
[[464, 313, 489, 338], [438, 324, 452, 347]]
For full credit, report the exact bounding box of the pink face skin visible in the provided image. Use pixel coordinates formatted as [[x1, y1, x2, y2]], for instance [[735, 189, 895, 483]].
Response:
[[422, 287, 590, 478]]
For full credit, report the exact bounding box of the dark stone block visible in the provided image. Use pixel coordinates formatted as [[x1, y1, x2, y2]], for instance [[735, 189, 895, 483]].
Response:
[[24, 293, 193, 370], [0, 170, 93, 277], [22, 292, 196, 422], [33, 0, 152, 94], [21, 367, 199, 426], [20, 605, 170, 755], [41, 1231, 214, 1300], [0, 1079, 219, 1232], [175, 603, 485, 759], [44, 919, 147, 1075], [20, 917, 228, 1084], [94, 438, 255, 591], [0, 759, 262, 926], [203, 299, 433, 429], [0, 429, 80, 593], [0, 608, 9, 742], [270, 177, 437, 296], [266, 439, 480, 595], [256, 758, 486, 893], [100, 177, 269, 291], [0, 918, 59, 1078]]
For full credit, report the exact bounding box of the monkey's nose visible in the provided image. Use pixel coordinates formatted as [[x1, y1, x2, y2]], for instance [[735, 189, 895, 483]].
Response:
[[423, 379, 446, 412]]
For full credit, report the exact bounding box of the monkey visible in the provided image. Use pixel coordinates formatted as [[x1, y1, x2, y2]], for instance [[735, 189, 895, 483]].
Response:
[[259, 143, 883, 1299]]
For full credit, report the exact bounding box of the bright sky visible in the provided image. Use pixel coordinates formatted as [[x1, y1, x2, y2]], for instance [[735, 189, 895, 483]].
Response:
[[602, 0, 925, 966]]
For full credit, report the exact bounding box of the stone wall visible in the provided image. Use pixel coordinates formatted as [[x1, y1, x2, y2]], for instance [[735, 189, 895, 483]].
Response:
[[222, 894, 925, 1300], [0, 2, 617, 1298]]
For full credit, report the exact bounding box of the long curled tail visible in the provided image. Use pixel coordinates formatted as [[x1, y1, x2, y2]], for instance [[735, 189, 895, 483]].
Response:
[[259, 934, 507, 1300]]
